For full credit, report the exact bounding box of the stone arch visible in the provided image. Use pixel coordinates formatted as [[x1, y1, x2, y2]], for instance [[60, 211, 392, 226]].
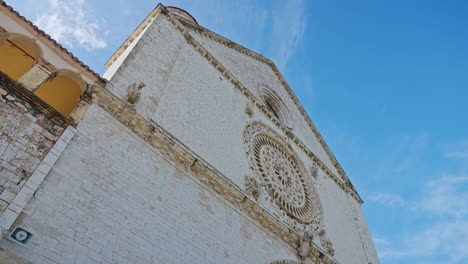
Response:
[[34, 69, 85, 116], [259, 86, 293, 129], [0, 33, 43, 80]]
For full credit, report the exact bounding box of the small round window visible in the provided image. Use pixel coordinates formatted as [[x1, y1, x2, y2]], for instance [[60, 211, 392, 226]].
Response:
[[259, 87, 293, 129]]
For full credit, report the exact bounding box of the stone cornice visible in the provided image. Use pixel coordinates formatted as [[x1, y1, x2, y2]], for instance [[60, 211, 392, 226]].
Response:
[[160, 7, 362, 203], [94, 86, 336, 264]]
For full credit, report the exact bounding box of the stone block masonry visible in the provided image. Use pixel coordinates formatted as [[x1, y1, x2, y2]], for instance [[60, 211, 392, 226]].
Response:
[[0, 3, 380, 263], [0, 105, 301, 264], [0, 72, 71, 222]]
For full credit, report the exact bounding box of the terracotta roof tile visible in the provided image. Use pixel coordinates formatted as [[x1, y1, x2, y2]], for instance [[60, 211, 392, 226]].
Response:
[[0, 0, 106, 83]]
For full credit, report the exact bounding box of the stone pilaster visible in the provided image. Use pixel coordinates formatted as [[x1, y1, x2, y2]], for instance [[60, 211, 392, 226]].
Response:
[[17, 57, 56, 91]]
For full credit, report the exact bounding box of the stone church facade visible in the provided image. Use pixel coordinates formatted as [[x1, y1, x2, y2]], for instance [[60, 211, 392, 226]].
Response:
[[0, 2, 379, 264]]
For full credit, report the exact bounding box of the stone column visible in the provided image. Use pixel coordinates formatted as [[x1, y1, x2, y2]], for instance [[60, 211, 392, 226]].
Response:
[[18, 57, 57, 91], [0, 26, 10, 44]]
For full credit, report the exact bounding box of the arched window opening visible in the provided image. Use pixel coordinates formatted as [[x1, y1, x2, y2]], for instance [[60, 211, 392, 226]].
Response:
[[259, 87, 294, 129], [34, 71, 84, 116], [0, 35, 42, 80], [265, 98, 280, 120]]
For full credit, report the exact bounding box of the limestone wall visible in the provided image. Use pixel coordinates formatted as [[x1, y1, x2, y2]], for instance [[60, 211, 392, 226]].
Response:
[[0, 105, 302, 264], [189, 30, 339, 178], [102, 12, 377, 264], [0, 73, 67, 217]]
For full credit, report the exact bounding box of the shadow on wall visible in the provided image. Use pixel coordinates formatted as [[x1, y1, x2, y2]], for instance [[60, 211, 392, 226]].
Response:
[[0, 33, 84, 116]]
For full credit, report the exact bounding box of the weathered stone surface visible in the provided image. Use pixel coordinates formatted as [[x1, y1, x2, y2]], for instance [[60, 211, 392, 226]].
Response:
[[1, 106, 300, 264], [103, 10, 378, 264], [0, 248, 31, 264], [0, 4, 379, 264], [0, 72, 68, 216]]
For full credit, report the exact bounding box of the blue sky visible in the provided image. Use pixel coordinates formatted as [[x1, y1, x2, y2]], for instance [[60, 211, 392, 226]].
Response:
[[6, 1, 468, 263]]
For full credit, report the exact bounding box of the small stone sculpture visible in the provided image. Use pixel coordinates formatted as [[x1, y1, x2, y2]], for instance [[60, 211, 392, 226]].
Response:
[[245, 102, 254, 117], [297, 231, 314, 260], [245, 175, 260, 201], [310, 163, 319, 179], [126, 82, 145, 107]]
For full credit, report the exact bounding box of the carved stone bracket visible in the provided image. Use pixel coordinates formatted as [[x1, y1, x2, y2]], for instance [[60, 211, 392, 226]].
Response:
[[82, 84, 98, 102], [35, 57, 57, 76], [318, 229, 335, 257]]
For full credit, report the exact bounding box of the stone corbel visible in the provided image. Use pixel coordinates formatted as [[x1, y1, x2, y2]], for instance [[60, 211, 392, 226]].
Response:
[[68, 84, 99, 122], [18, 57, 57, 91]]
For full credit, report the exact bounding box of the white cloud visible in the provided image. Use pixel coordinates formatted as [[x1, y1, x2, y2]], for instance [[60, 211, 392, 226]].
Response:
[[377, 221, 468, 264], [270, 0, 306, 70], [175, 0, 306, 71], [367, 192, 405, 207], [34, 0, 107, 50], [376, 175, 468, 263], [413, 175, 468, 218]]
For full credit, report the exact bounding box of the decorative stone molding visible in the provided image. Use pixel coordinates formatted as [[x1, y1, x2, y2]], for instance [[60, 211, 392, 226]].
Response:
[[259, 86, 293, 129], [318, 229, 335, 257], [94, 86, 336, 264], [166, 6, 197, 24], [18, 57, 57, 91], [162, 8, 362, 204], [244, 122, 322, 225], [105, 4, 166, 67]]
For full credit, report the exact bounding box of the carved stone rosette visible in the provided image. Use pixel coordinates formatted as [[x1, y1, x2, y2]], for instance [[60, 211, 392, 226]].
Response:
[[243, 122, 322, 225]]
